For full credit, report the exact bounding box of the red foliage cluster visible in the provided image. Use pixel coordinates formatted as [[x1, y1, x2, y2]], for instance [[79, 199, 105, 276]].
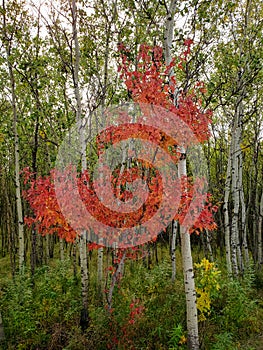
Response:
[[106, 297, 145, 349], [23, 165, 216, 243], [23, 167, 77, 242], [128, 299, 145, 325], [118, 44, 212, 143], [97, 123, 179, 162], [23, 42, 217, 246], [117, 43, 217, 233], [174, 176, 217, 234]]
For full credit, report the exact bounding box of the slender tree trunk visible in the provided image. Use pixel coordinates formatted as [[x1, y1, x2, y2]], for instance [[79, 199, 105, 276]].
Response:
[[6, 202, 14, 273], [230, 126, 241, 277], [164, 0, 177, 85], [178, 149, 199, 350], [0, 311, 5, 343], [107, 252, 126, 312], [164, 2, 199, 348], [2, 1, 25, 271], [59, 237, 64, 261], [10, 60, 25, 271], [240, 183, 249, 266], [258, 191, 263, 268], [45, 235, 49, 265], [71, 0, 90, 330], [79, 234, 89, 329], [229, 0, 253, 275], [97, 245, 104, 302], [49, 234, 55, 258], [30, 108, 40, 274], [147, 243, 152, 270], [154, 242, 159, 265], [171, 220, 177, 281], [224, 142, 232, 276], [4, 181, 16, 277], [253, 185, 259, 261], [10, 45, 25, 272], [31, 225, 37, 276], [205, 229, 214, 262], [72, 242, 77, 280]]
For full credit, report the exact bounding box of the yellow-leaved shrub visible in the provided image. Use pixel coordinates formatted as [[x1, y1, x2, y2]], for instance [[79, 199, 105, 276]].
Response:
[[194, 258, 221, 321]]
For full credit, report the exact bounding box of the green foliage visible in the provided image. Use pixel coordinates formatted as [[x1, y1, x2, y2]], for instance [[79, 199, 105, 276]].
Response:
[[218, 281, 258, 335], [211, 332, 237, 350], [0, 260, 81, 350], [253, 269, 263, 290], [194, 258, 221, 321], [168, 324, 187, 350], [203, 264, 263, 349], [107, 256, 187, 349], [1, 253, 263, 349]]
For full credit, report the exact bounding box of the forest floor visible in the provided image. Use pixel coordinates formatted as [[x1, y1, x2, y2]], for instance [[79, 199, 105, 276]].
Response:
[[0, 246, 263, 350]]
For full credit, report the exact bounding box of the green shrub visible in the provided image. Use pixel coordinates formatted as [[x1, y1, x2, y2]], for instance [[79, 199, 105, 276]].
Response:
[[211, 332, 237, 350], [168, 324, 187, 350], [0, 260, 81, 350], [1, 251, 263, 349]]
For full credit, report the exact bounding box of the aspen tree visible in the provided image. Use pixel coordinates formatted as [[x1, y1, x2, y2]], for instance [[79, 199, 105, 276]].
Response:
[[164, 1, 199, 349], [2, 0, 25, 271], [71, 0, 89, 330]]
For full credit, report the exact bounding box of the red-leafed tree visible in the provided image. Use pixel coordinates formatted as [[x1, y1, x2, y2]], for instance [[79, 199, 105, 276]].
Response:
[[23, 37, 216, 349], [118, 43, 216, 230], [118, 41, 216, 350], [23, 44, 216, 243]]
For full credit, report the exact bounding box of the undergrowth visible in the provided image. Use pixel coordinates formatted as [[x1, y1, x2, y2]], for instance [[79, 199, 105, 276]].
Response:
[[0, 250, 262, 350]]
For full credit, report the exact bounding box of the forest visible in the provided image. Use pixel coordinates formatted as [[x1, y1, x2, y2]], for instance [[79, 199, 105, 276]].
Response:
[[0, 0, 262, 349]]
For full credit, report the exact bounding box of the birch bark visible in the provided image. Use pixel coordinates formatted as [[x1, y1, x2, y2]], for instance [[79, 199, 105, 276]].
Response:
[[70, 0, 89, 329], [230, 122, 242, 276], [240, 164, 249, 266], [97, 244, 104, 301], [59, 237, 64, 261], [178, 149, 199, 350], [2, 0, 25, 271], [171, 220, 177, 281], [258, 191, 263, 268], [164, 2, 199, 348], [205, 229, 214, 262]]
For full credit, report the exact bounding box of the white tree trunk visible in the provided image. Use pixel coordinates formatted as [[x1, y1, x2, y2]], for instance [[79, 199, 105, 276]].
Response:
[[178, 149, 199, 350], [240, 177, 249, 266], [228, 0, 253, 275], [181, 226, 199, 349], [223, 153, 232, 276], [164, 2, 199, 348], [71, 0, 89, 329], [59, 237, 64, 261], [164, 1, 177, 73], [171, 220, 177, 281], [205, 229, 214, 262], [97, 245, 104, 301], [2, 1, 25, 271], [258, 191, 263, 268], [79, 234, 89, 329], [164, 0, 179, 106], [107, 252, 126, 312], [230, 126, 241, 276]]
